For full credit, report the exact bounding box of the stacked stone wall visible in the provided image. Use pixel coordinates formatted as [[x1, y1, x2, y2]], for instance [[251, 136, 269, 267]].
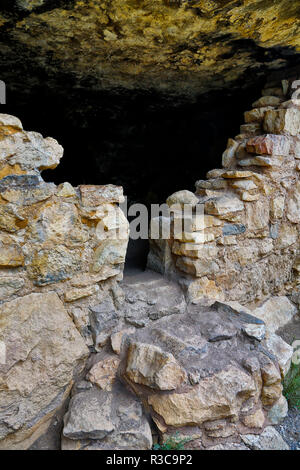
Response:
[[0, 81, 299, 450]]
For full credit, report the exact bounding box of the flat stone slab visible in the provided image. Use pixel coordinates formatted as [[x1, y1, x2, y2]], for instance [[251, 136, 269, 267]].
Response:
[[62, 380, 152, 450]]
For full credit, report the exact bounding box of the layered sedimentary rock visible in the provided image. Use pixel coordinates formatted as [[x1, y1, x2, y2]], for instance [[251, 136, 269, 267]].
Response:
[[62, 378, 153, 450], [0, 114, 129, 448], [120, 303, 288, 443], [0, 1, 300, 98], [0, 292, 88, 450], [148, 78, 300, 308], [0, 76, 298, 449], [60, 297, 293, 450]]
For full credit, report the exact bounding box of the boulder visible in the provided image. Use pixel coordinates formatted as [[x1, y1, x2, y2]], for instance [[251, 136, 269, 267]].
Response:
[[252, 296, 297, 333], [241, 426, 289, 450], [263, 108, 300, 136], [166, 190, 199, 208], [0, 292, 89, 449], [147, 365, 256, 427], [121, 271, 186, 327], [0, 128, 63, 171]]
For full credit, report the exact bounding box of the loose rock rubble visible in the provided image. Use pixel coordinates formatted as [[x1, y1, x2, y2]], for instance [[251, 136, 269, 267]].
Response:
[[0, 115, 129, 448]]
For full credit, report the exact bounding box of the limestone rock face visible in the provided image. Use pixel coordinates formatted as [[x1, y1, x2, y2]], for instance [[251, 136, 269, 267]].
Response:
[[252, 296, 297, 333], [120, 303, 287, 440], [125, 342, 187, 391], [241, 426, 289, 450], [0, 292, 89, 450], [0, 114, 130, 449], [1, 1, 299, 98], [62, 381, 152, 450], [121, 271, 186, 328], [0, 128, 63, 173], [0, 114, 129, 336]]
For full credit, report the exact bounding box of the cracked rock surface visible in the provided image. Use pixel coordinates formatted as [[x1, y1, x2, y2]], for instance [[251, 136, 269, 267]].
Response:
[[0, 1, 300, 98]]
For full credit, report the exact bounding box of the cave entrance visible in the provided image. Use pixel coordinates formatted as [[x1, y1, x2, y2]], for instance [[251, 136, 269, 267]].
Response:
[[2, 85, 262, 273]]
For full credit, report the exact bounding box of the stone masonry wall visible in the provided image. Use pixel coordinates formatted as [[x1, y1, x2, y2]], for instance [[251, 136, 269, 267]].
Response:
[[0, 82, 299, 450], [0, 114, 129, 448], [148, 78, 300, 306], [0, 114, 129, 343]]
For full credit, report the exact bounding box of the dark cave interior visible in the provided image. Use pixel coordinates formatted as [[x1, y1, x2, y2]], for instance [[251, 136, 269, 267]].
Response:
[[2, 85, 262, 206], [1, 83, 264, 270]]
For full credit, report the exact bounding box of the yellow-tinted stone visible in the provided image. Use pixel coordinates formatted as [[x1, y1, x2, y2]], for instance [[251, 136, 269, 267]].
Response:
[[4, 1, 299, 97], [64, 284, 99, 302], [0, 164, 29, 180], [0, 243, 24, 267]]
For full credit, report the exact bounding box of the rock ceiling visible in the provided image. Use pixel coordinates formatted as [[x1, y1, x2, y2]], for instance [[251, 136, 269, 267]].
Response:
[[0, 0, 300, 99]]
